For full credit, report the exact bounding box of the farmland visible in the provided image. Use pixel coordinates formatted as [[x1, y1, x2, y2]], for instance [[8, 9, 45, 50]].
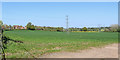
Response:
[[3, 30, 118, 58]]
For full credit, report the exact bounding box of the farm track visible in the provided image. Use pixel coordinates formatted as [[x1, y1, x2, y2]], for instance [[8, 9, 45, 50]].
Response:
[[40, 44, 118, 58]]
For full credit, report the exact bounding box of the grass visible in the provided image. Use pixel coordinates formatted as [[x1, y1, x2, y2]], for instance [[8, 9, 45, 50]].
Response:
[[3, 30, 118, 58]]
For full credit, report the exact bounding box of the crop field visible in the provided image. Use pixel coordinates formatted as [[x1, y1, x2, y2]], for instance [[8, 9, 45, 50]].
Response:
[[3, 30, 118, 58]]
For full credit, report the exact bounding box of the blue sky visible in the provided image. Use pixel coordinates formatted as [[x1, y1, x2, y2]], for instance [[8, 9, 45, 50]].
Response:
[[1, 0, 119, 2], [2, 2, 118, 28]]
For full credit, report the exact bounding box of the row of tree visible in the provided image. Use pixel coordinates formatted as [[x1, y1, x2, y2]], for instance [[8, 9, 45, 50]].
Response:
[[69, 24, 120, 32], [26, 22, 64, 31], [0, 21, 120, 32]]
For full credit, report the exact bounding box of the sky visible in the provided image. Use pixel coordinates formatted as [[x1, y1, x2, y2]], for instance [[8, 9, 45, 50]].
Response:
[[2, 2, 118, 28], [1, 0, 119, 2]]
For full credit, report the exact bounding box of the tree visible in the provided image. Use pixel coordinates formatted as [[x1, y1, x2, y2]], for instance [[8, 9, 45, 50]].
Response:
[[0, 20, 3, 26], [26, 22, 35, 30], [82, 27, 87, 31], [117, 25, 120, 32], [0, 20, 3, 29], [9, 25, 12, 30], [30, 25, 35, 30], [104, 28, 110, 32], [26, 22, 32, 30], [56, 27, 63, 32], [110, 24, 118, 32], [117, 28, 120, 32]]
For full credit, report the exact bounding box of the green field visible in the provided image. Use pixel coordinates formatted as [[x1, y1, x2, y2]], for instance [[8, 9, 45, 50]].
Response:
[[3, 30, 118, 58]]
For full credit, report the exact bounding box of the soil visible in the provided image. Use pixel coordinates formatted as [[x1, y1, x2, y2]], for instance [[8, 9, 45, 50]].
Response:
[[40, 44, 118, 58]]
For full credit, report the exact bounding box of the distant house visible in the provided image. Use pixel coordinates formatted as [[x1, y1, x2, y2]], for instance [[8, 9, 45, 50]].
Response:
[[25, 26, 27, 29], [13, 25, 19, 29], [20, 27, 24, 29], [13, 25, 25, 29]]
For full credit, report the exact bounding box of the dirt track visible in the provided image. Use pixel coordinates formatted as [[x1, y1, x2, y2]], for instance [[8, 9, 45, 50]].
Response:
[[40, 44, 118, 58]]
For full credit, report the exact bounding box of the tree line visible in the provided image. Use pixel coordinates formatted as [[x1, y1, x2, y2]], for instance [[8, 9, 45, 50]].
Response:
[[26, 22, 64, 32], [0, 21, 120, 32]]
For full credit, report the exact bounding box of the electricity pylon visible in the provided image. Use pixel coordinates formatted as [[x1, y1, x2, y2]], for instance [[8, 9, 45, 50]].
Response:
[[66, 15, 69, 33]]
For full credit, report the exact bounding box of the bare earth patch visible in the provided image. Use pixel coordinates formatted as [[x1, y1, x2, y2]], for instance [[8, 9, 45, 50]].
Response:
[[40, 44, 118, 58]]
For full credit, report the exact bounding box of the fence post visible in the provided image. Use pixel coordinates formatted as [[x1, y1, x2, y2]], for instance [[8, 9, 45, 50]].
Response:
[[0, 29, 2, 60], [0, 28, 6, 60]]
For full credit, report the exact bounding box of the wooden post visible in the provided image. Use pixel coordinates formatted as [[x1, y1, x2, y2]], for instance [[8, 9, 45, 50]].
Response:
[[0, 29, 6, 60]]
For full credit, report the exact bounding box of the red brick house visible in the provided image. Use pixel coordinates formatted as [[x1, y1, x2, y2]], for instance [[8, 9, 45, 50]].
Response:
[[13, 25, 19, 29], [13, 25, 25, 29]]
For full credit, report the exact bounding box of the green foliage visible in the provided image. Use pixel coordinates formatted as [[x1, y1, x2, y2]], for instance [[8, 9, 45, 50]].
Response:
[[82, 27, 88, 31], [110, 24, 118, 32], [26, 22, 35, 30], [56, 27, 63, 32], [0, 20, 3, 29], [117, 28, 120, 32], [35, 26, 63, 32], [30, 25, 35, 30], [9, 25, 12, 30], [4, 30, 118, 58], [0, 20, 3, 26], [26, 22, 32, 30]]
